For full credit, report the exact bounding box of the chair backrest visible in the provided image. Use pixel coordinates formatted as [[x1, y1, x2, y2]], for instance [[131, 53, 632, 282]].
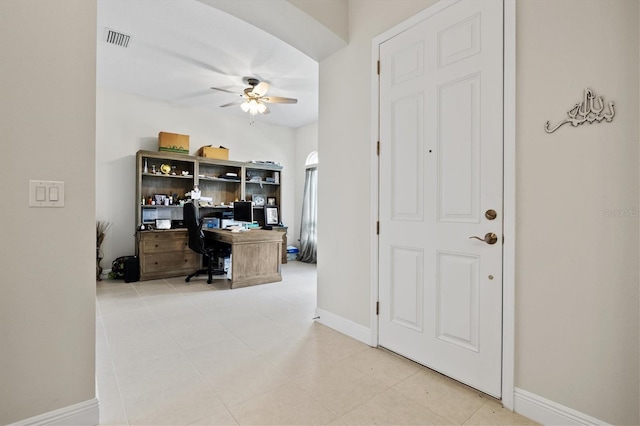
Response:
[[184, 201, 206, 254]]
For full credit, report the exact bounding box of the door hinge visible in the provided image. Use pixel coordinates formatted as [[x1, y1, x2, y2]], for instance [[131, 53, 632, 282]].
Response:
[[376, 301, 379, 315], [377, 60, 380, 75], [376, 221, 380, 235], [377, 140, 380, 156]]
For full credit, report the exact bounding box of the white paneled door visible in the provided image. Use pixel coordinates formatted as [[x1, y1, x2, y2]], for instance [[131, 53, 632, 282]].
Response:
[[378, 0, 504, 397]]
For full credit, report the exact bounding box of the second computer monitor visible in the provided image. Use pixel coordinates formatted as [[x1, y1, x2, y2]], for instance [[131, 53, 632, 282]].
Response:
[[233, 201, 253, 223]]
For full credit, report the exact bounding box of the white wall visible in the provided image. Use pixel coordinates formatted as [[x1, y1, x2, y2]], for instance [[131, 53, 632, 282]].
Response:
[[0, 1, 97, 423], [294, 121, 319, 249], [515, 1, 639, 424], [201, 0, 347, 62], [96, 88, 297, 268], [317, 0, 639, 424]]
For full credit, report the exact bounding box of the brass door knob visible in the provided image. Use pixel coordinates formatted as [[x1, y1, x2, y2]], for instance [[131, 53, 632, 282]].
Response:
[[469, 232, 498, 245]]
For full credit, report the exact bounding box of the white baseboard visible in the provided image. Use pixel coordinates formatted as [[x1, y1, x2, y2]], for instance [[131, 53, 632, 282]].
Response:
[[514, 388, 610, 426], [315, 308, 373, 345], [10, 398, 99, 426]]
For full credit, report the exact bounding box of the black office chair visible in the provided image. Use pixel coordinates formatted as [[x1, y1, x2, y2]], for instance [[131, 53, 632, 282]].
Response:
[[184, 201, 219, 284]]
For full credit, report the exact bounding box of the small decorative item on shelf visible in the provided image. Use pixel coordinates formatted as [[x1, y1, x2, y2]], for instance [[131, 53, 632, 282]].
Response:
[[253, 194, 266, 207], [267, 197, 276, 205], [265, 206, 279, 226], [191, 185, 201, 200]]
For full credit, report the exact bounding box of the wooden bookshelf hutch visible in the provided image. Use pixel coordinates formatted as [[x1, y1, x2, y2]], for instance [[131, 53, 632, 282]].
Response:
[[134, 150, 284, 281]]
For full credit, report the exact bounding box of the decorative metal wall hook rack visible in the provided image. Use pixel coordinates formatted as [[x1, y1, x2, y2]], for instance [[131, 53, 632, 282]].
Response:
[[545, 88, 615, 133]]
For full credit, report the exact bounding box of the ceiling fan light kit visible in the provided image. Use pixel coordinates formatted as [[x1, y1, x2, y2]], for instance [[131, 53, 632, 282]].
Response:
[[241, 99, 267, 115], [212, 77, 297, 124]]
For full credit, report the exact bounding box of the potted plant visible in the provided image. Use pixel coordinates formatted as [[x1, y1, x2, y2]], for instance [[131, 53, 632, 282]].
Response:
[[96, 221, 111, 280]]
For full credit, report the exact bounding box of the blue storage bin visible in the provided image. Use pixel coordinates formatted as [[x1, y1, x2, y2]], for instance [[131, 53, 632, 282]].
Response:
[[286, 246, 299, 261]]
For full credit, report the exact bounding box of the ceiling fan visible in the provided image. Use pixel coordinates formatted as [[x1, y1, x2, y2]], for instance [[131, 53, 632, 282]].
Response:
[[211, 78, 297, 122]]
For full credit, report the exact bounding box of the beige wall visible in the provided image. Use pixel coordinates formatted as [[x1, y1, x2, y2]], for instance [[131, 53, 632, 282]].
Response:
[[289, 0, 349, 42], [0, 1, 97, 424], [318, 0, 436, 326], [516, 1, 639, 423], [96, 88, 297, 268], [1, 0, 637, 423], [317, 0, 639, 424]]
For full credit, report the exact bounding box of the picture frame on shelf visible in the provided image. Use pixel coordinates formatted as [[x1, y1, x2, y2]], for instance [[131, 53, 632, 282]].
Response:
[[267, 197, 276, 205], [264, 205, 279, 226], [253, 194, 266, 207]]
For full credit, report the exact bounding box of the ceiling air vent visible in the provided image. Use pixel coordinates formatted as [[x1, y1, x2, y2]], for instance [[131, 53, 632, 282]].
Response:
[[105, 28, 130, 48]]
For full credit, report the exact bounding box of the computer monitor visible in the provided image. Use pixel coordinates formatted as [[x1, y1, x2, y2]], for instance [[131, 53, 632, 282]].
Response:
[[232, 201, 253, 224]]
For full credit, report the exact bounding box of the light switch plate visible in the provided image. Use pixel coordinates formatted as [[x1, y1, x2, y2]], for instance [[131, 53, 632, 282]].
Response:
[[29, 180, 65, 207]]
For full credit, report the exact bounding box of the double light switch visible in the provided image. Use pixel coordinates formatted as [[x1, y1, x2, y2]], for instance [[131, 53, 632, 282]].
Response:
[[29, 180, 65, 207]]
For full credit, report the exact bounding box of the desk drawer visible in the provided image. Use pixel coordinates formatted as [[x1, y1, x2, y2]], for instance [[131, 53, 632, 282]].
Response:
[[142, 251, 199, 273], [141, 231, 189, 253], [137, 230, 199, 280]]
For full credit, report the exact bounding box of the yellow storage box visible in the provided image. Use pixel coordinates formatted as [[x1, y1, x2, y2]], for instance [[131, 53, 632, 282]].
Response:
[[158, 132, 189, 154], [197, 145, 229, 160]]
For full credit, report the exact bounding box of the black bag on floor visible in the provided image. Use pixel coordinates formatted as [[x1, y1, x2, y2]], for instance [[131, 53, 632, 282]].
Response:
[[109, 256, 139, 282], [123, 256, 140, 283]]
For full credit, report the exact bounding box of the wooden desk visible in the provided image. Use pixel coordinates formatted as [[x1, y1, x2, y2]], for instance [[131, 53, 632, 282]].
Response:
[[137, 229, 199, 281], [272, 226, 288, 264], [204, 228, 282, 288]]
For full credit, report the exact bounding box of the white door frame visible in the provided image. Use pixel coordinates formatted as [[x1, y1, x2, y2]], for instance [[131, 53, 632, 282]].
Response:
[[370, 0, 516, 409]]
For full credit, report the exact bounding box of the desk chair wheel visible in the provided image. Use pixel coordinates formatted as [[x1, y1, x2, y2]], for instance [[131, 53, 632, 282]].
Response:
[[185, 267, 224, 284]]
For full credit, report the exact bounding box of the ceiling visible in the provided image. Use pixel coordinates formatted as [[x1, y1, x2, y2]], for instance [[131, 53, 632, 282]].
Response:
[[96, 0, 319, 128]]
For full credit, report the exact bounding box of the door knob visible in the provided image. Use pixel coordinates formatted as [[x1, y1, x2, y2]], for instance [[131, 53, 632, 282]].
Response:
[[469, 232, 498, 245]]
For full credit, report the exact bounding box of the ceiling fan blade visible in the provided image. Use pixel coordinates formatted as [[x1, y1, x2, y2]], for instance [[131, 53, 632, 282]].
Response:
[[211, 86, 240, 95], [251, 81, 270, 97], [262, 96, 297, 104], [219, 100, 244, 108]]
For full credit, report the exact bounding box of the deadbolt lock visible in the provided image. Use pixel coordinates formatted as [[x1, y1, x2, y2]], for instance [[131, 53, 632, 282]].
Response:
[[485, 209, 497, 220]]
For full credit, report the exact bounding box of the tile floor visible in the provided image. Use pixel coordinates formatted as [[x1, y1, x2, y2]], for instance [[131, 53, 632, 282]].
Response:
[[96, 261, 536, 426]]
